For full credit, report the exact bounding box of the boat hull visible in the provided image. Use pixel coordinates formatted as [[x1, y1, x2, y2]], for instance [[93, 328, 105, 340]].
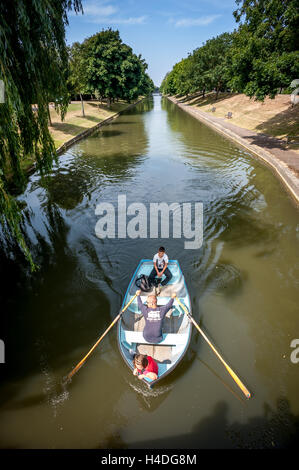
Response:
[[117, 259, 192, 388]]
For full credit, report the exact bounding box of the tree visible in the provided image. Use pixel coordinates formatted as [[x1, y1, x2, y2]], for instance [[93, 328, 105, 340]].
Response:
[[82, 29, 153, 107], [160, 57, 196, 96], [191, 47, 210, 98], [120, 53, 154, 102], [68, 42, 88, 117], [200, 33, 233, 99], [160, 71, 177, 95], [229, 0, 299, 100], [161, 33, 233, 99], [0, 0, 82, 269]]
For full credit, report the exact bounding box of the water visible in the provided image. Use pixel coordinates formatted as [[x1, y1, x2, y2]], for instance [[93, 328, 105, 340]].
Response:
[[0, 95, 298, 448]]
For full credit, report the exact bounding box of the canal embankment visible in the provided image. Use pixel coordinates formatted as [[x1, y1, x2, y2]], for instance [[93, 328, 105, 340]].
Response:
[[55, 97, 147, 156], [24, 97, 146, 176], [166, 95, 299, 205]]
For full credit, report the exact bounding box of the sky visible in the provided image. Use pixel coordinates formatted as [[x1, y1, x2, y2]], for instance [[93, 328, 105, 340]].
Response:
[[66, 0, 239, 86]]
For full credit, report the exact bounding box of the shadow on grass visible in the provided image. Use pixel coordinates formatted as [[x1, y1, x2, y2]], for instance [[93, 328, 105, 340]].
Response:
[[176, 92, 235, 108], [51, 122, 88, 137], [51, 116, 119, 137], [255, 104, 299, 143], [83, 115, 103, 123], [87, 101, 129, 113]]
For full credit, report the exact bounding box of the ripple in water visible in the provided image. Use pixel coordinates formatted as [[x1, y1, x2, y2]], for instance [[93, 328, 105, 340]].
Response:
[[127, 377, 173, 409], [36, 339, 70, 418], [207, 262, 245, 296]]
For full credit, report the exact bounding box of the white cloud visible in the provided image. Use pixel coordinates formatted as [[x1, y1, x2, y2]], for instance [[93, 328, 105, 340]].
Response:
[[83, 5, 118, 17], [73, 1, 147, 25], [174, 15, 221, 27], [95, 15, 147, 25]]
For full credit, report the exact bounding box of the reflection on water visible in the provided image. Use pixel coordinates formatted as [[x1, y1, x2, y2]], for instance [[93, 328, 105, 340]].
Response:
[[0, 95, 298, 448]]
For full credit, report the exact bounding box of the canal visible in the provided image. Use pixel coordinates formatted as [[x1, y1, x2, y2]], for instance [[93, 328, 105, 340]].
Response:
[[0, 95, 298, 448]]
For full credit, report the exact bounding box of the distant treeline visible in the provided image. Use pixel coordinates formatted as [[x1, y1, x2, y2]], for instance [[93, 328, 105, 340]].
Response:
[[161, 0, 299, 101]]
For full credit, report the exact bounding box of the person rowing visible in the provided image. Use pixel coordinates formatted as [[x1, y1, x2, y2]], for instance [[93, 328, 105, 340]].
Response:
[[136, 289, 176, 343]]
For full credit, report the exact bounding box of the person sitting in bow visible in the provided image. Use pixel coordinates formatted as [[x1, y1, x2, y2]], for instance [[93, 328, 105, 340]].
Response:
[[133, 353, 158, 381], [149, 246, 172, 295]]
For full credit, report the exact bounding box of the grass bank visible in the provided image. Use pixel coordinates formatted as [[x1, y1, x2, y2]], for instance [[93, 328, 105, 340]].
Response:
[[49, 99, 138, 149], [20, 98, 143, 175], [168, 94, 299, 205], [175, 92, 299, 153]]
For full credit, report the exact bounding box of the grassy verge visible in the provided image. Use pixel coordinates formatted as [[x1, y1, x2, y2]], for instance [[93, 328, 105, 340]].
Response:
[[19, 98, 142, 175], [49, 99, 138, 149], [175, 92, 299, 153]]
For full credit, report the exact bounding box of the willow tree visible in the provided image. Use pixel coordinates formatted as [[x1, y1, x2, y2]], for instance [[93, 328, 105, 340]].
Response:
[[0, 0, 82, 269]]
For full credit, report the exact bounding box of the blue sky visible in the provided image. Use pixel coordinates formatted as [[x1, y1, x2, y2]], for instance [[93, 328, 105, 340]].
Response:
[[67, 0, 239, 86]]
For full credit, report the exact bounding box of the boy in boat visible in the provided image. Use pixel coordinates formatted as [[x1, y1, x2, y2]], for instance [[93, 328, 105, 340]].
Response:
[[133, 354, 158, 381], [148, 246, 172, 295], [136, 289, 176, 343]]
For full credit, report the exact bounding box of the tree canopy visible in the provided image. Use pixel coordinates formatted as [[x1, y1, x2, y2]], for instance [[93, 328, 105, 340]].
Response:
[[161, 33, 233, 99], [229, 0, 299, 99], [77, 29, 154, 106], [161, 0, 299, 101]]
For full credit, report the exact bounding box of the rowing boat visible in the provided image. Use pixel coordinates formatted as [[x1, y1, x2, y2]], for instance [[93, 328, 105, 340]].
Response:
[[117, 259, 192, 388]]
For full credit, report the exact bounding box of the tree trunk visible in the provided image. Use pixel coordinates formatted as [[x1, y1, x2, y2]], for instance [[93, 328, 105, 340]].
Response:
[[202, 88, 205, 99], [47, 104, 52, 126], [107, 97, 111, 108], [80, 93, 85, 117]]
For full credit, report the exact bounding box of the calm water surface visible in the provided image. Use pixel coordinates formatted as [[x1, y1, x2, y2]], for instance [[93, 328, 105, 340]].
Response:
[[0, 95, 298, 448]]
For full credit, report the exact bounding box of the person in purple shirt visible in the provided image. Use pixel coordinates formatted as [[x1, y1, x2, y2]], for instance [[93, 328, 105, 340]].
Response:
[[136, 289, 177, 343]]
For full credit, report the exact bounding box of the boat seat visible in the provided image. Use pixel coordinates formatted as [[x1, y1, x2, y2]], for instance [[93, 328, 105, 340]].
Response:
[[124, 330, 186, 346]]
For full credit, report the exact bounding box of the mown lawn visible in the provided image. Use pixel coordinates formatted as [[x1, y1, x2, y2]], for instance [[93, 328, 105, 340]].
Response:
[[49, 99, 139, 149]]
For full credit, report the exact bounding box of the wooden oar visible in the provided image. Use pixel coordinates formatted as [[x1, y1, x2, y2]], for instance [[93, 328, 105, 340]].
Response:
[[175, 296, 251, 399], [66, 294, 137, 381]]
